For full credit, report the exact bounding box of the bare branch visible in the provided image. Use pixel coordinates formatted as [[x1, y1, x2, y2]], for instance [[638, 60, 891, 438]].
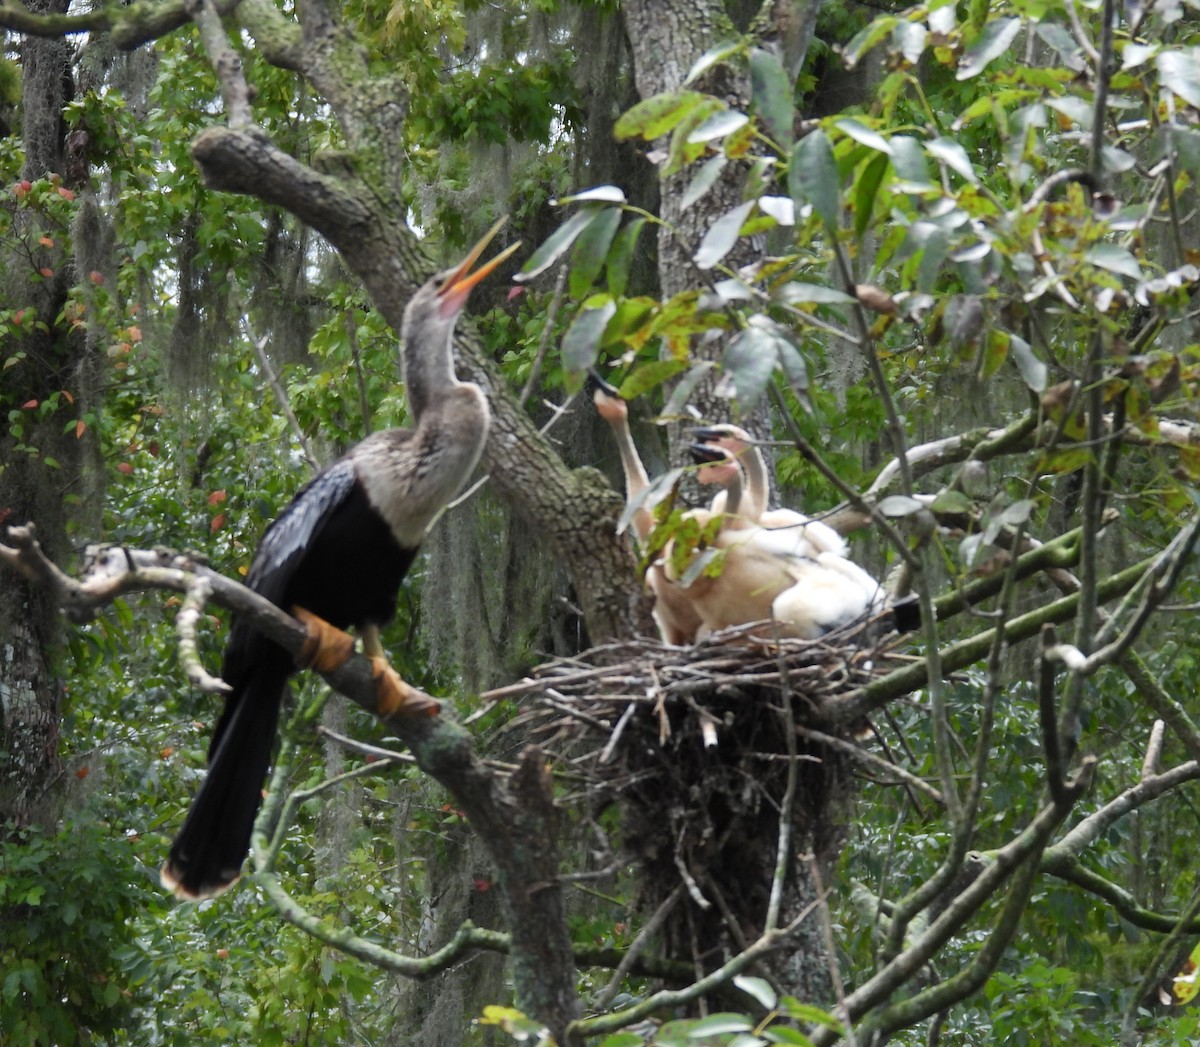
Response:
[[175, 575, 232, 696]]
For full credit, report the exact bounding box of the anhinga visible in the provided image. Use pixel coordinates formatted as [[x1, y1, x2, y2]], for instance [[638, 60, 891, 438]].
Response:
[[590, 374, 703, 645], [692, 423, 846, 556], [161, 222, 519, 900], [675, 440, 888, 640]]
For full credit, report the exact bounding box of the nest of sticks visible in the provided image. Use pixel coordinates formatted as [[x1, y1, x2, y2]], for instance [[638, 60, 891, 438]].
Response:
[[500, 615, 916, 948]]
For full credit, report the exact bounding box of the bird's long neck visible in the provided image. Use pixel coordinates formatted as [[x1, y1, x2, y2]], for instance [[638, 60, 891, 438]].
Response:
[[738, 446, 768, 520], [723, 464, 744, 519], [609, 416, 650, 497], [402, 326, 458, 422]]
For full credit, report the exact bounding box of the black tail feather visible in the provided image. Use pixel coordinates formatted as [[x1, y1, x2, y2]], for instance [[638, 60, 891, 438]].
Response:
[[162, 658, 289, 899]]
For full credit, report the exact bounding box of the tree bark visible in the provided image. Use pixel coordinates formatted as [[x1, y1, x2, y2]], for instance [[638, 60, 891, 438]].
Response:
[[0, 0, 78, 826]]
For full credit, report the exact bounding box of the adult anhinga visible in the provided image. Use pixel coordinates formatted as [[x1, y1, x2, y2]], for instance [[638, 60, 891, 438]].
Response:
[[589, 374, 703, 645], [161, 222, 519, 900]]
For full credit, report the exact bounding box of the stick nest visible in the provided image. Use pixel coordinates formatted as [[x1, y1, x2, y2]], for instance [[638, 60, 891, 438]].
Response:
[[502, 619, 913, 944]]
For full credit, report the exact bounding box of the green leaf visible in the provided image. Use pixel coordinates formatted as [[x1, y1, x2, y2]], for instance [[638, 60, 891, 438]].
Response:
[[1157, 50, 1200, 108], [1008, 332, 1047, 391], [925, 136, 979, 184], [685, 1012, 754, 1036], [764, 1029, 817, 1045], [685, 39, 746, 85], [660, 362, 716, 418], [517, 208, 603, 282], [843, 15, 899, 70], [878, 494, 925, 517], [555, 185, 627, 205], [931, 489, 972, 513], [836, 117, 892, 155], [893, 21, 928, 64], [957, 17, 1021, 80], [774, 282, 856, 306], [682, 155, 728, 210], [570, 208, 622, 299], [723, 321, 783, 409], [750, 47, 794, 148], [619, 358, 688, 399], [561, 295, 616, 375], [854, 151, 890, 238], [779, 997, 845, 1030], [689, 109, 750, 144], [734, 974, 778, 1010], [890, 135, 933, 188], [615, 90, 709, 140], [606, 217, 646, 298], [789, 130, 839, 229], [694, 200, 756, 269], [1085, 244, 1144, 280]]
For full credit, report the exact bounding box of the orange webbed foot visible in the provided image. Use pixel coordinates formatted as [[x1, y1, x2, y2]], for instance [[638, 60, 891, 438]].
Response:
[[293, 606, 355, 672], [371, 656, 440, 718]]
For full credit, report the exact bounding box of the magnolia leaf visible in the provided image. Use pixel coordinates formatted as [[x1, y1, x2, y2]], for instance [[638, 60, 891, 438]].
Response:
[[893, 20, 928, 64], [750, 47, 795, 148], [957, 17, 1021, 80], [684, 1013, 754, 1036], [680, 546, 724, 587], [570, 208, 622, 299], [931, 489, 972, 514], [890, 135, 933, 187], [1157, 50, 1200, 108], [1121, 41, 1159, 69], [555, 185, 627, 205], [617, 468, 684, 536], [685, 39, 746, 84], [605, 217, 646, 298], [925, 137, 979, 184], [694, 200, 756, 269], [878, 494, 925, 517], [1085, 244, 1144, 280], [1001, 498, 1036, 525], [1035, 23, 1085, 71], [775, 282, 857, 306], [722, 324, 781, 409], [1008, 331, 1047, 391], [758, 195, 795, 225], [614, 90, 709, 140], [1046, 96, 1093, 130], [619, 358, 687, 400], [733, 975, 778, 1015], [779, 997, 845, 1031], [789, 130, 839, 229], [561, 296, 616, 375], [660, 362, 716, 419], [854, 151, 890, 238], [710, 278, 756, 303], [836, 117, 893, 155], [682, 155, 728, 210], [688, 109, 750, 144], [516, 208, 604, 282], [843, 15, 899, 70]]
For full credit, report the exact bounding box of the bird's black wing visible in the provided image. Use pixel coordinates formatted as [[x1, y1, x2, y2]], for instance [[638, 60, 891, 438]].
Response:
[[244, 458, 360, 606]]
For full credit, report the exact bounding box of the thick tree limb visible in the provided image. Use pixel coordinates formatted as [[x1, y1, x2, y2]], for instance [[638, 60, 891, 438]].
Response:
[[0, 524, 582, 1038]]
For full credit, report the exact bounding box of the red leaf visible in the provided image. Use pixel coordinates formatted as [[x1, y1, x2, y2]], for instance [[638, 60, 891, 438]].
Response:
[[21, 399, 37, 409], [116, 462, 133, 475], [210, 512, 226, 532], [207, 489, 227, 507], [74, 420, 86, 439]]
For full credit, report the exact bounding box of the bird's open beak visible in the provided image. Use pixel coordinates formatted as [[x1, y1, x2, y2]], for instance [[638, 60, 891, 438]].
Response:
[[687, 442, 727, 465], [586, 366, 622, 400], [438, 216, 522, 317], [690, 426, 725, 442]]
